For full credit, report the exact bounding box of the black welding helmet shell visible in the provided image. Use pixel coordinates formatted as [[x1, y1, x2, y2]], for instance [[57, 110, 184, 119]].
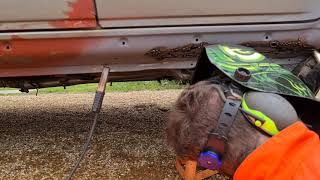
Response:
[[242, 91, 299, 136]]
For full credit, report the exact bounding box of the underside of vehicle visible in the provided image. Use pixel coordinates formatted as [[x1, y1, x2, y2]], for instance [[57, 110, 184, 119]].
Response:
[[0, 0, 319, 92]]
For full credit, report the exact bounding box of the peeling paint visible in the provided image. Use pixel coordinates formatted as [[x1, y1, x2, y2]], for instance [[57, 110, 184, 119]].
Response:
[[49, 0, 96, 28]]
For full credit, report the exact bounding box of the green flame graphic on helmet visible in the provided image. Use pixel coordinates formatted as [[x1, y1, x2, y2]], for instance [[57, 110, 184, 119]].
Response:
[[205, 44, 314, 98], [221, 45, 266, 63]]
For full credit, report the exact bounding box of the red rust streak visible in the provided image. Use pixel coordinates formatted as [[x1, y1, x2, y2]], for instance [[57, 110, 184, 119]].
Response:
[[50, 0, 96, 29], [0, 35, 103, 68]]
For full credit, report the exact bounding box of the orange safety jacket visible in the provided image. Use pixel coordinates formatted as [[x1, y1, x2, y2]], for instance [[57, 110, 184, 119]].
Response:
[[234, 122, 320, 180]]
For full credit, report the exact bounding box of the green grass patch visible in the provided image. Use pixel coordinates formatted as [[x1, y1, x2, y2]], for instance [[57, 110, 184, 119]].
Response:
[[0, 80, 185, 94]]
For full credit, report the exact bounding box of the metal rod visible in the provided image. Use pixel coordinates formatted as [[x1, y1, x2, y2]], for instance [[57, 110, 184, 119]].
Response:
[[97, 68, 110, 93], [92, 67, 110, 113]]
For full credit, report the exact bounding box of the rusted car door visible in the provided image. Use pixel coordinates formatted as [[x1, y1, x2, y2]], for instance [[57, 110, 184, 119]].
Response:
[[96, 0, 320, 28], [0, 0, 96, 31]]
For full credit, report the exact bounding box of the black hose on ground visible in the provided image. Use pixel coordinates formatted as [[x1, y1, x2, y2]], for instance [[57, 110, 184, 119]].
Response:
[[66, 68, 109, 180], [66, 112, 99, 180]]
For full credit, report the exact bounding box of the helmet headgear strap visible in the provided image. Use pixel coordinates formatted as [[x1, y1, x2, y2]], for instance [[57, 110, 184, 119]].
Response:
[[206, 98, 241, 156]]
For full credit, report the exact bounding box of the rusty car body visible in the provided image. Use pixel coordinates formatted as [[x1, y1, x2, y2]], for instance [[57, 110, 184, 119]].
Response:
[[0, 0, 320, 90]]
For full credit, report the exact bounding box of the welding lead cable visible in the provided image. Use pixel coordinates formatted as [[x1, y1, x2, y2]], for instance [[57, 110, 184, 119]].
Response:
[[66, 112, 99, 180]]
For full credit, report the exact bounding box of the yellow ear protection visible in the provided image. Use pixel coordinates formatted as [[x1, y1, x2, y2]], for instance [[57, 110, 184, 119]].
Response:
[[199, 87, 298, 171], [241, 91, 299, 136]]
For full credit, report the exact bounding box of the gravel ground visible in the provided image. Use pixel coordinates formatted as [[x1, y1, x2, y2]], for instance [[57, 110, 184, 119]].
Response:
[[0, 90, 228, 180]]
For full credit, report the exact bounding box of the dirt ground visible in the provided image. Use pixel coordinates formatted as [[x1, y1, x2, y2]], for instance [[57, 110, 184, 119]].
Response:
[[0, 90, 228, 180]]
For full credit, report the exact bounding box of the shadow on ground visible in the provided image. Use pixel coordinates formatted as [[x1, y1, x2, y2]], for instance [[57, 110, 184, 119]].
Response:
[[0, 92, 227, 180]]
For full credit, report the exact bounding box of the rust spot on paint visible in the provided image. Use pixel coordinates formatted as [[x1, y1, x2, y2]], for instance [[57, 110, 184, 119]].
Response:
[[0, 35, 103, 68], [242, 38, 314, 58], [50, 0, 96, 28], [146, 43, 209, 60]]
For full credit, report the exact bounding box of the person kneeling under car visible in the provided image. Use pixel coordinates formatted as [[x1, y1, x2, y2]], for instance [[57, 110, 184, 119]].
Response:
[[166, 80, 320, 180]]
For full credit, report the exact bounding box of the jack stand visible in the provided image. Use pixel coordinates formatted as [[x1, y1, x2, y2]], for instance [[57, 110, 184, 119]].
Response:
[[66, 67, 110, 180]]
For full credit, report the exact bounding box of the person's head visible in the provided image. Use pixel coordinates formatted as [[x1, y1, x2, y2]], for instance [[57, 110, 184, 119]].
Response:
[[166, 80, 298, 176]]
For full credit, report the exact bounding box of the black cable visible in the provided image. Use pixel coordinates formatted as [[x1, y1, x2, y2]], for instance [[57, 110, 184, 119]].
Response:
[[66, 68, 109, 180], [66, 112, 99, 180]]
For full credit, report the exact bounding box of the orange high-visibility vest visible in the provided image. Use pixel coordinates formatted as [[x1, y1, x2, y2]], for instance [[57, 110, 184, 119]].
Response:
[[234, 122, 320, 180]]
